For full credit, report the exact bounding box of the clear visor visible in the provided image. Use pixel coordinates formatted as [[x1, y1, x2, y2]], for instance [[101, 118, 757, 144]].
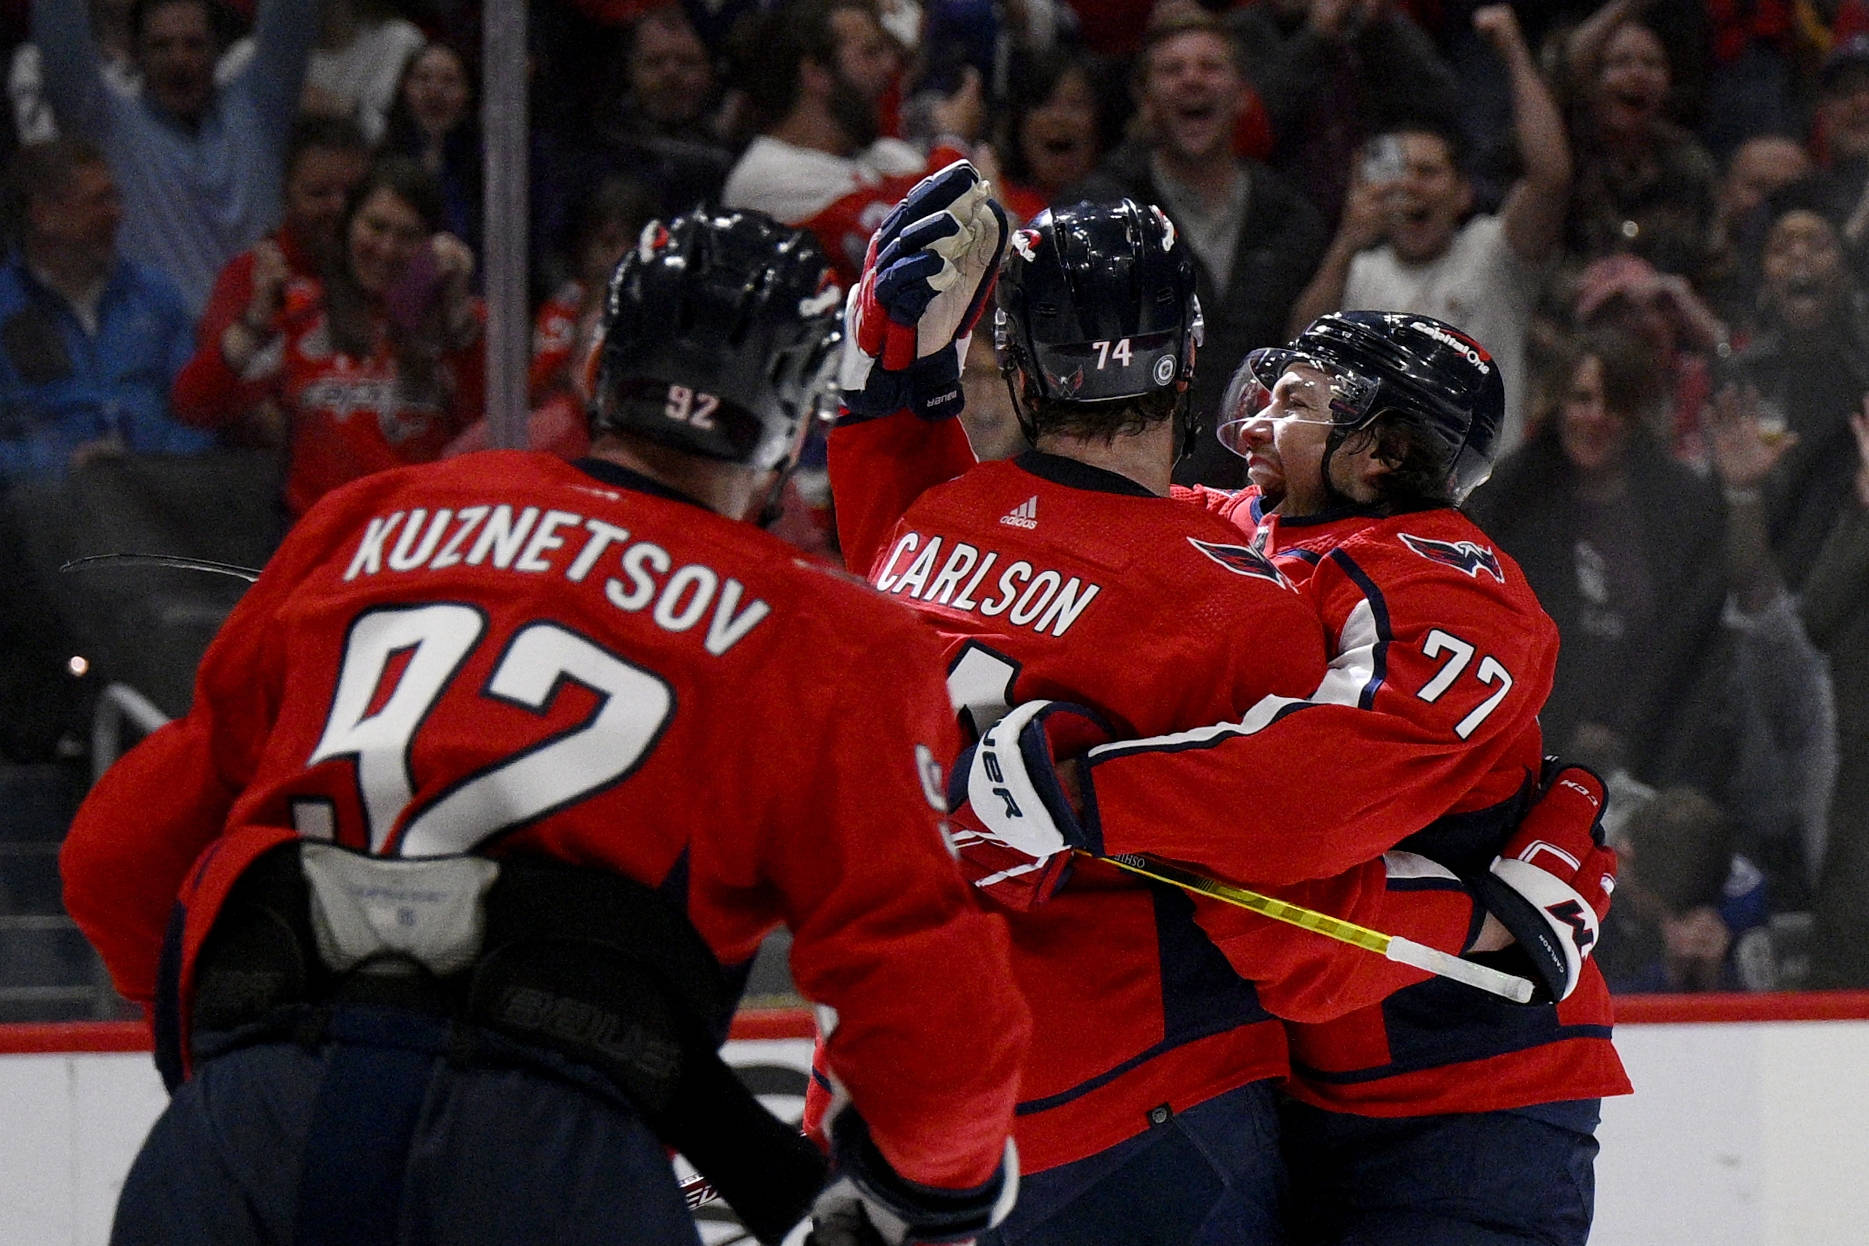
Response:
[[1216, 348, 1382, 458]]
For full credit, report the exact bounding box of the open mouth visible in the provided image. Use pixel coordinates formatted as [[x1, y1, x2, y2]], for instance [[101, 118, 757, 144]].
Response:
[[1775, 275, 1829, 311], [1606, 86, 1657, 116], [1169, 98, 1222, 130]]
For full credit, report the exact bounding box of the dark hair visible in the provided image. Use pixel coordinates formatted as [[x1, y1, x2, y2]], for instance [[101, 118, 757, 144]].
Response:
[[1326, 414, 1458, 510], [1018, 387, 1180, 444], [128, 0, 216, 43], [10, 136, 109, 205], [1624, 787, 1733, 913], [1136, 7, 1243, 90], [729, 0, 873, 131], [627, 2, 705, 65], [1526, 328, 1663, 445], [284, 114, 370, 179], [382, 40, 480, 154], [570, 174, 656, 254], [997, 47, 1114, 188], [7, 137, 110, 244], [325, 157, 453, 395], [1367, 118, 1471, 180]]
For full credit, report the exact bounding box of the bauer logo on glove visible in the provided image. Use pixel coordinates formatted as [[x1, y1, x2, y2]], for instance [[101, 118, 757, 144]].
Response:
[[957, 700, 1112, 860]]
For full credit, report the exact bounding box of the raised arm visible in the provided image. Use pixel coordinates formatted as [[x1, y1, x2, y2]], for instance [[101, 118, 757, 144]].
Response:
[[1801, 402, 1869, 648], [1476, 5, 1572, 265], [828, 161, 1005, 568], [236, 0, 321, 139], [1286, 173, 1390, 337], [1563, 0, 1640, 81], [31, 0, 110, 138]]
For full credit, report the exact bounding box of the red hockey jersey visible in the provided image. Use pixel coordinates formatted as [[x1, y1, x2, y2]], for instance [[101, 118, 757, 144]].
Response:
[[829, 414, 1494, 1172], [60, 450, 1029, 1190], [172, 302, 486, 517], [1097, 489, 1632, 1114]]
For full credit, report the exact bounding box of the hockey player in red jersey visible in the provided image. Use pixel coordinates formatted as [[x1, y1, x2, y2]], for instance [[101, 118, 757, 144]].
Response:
[[966, 312, 1630, 1245], [820, 166, 1548, 1245], [60, 209, 1027, 1246]]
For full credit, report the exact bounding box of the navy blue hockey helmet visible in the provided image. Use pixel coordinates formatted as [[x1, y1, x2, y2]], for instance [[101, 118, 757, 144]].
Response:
[[994, 199, 1202, 438], [591, 208, 844, 472], [1219, 311, 1504, 506]]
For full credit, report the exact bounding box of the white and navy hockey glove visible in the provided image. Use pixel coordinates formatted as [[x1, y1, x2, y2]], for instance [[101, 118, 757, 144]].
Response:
[[806, 1105, 1018, 1246], [954, 700, 1111, 862], [839, 160, 1007, 420], [1470, 762, 1618, 1002]]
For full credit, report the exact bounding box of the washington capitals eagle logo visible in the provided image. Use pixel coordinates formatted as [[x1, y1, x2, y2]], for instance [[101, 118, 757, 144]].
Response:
[[1010, 229, 1042, 262], [1398, 533, 1505, 583], [1188, 538, 1288, 586]]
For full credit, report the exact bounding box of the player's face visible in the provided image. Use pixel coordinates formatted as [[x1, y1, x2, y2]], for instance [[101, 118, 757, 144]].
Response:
[[831, 8, 901, 104], [1237, 364, 1337, 514]]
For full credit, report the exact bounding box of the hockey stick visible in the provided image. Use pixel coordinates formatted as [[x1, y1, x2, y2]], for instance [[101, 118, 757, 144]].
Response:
[[1086, 851, 1536, 1004], [60, 552, 261, 582], [677, 861, 1534, 1221]]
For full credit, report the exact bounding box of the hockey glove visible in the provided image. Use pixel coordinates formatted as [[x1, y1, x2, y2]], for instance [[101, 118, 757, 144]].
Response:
[[840, 160, 1007, 420], [807, 1105, 1017, 1246], [1469, 762, 1618, 1002], [948, 824, 1076, 912], [954, 700, 1110, 861]]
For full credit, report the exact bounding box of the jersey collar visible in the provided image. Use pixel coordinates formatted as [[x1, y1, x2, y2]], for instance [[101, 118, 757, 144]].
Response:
[[1015, 449, 1159, 498], [573, 456, 711, 511]]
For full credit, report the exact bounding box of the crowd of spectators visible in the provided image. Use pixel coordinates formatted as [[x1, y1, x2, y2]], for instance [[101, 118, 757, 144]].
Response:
[[3, 0, 1869, 999]]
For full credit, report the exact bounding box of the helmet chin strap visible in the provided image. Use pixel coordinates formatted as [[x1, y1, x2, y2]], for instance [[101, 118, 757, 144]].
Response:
[[1168, 385, 1196, 469], [1317, 427, 1357, 511], [756, 436, 808, 528], [755, 468, 790, 529], [1005, 366, 1040, 447]]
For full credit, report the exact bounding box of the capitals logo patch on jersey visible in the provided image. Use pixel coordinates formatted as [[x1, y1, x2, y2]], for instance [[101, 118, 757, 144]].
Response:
[[1188, 538, 1288, 586], [1398, 533, 1506, 583]]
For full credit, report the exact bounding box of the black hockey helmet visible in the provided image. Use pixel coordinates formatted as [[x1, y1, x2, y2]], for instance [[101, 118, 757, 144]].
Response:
[[1219, 311, 1504, 506], [591, 208, 844, 472], [994, 198, 1202, 442]]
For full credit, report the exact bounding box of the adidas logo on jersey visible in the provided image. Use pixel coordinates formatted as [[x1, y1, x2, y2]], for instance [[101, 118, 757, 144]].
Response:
[[1000, 496, 1039, 529]]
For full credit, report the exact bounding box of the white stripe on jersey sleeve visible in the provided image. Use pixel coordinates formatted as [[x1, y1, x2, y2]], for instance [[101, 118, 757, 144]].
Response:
[[1084, 578, 1387, 762], [1312, 597, 1383, 708]]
